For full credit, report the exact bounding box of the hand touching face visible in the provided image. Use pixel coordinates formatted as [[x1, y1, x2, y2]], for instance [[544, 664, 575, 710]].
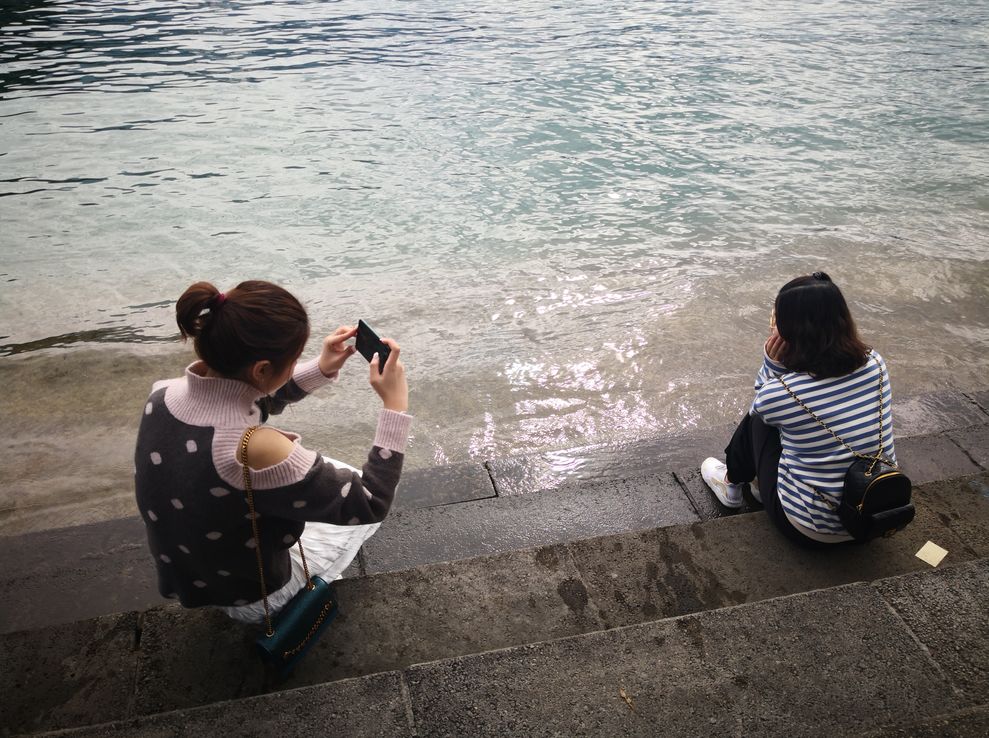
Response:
[[765, 327, 787, 363]]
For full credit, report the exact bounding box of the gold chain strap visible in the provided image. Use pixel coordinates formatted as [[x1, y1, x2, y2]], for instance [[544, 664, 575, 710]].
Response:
[[776, 355, 896, 511], [282, 600, 336, 659], [239, 426, 314, 638]]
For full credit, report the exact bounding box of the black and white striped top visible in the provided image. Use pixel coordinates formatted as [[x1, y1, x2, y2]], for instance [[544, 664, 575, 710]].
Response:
[[752, 349, 896, 537]]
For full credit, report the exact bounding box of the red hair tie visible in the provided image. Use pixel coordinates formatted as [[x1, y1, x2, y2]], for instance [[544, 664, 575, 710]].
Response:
[[212, 292, 227, 308]]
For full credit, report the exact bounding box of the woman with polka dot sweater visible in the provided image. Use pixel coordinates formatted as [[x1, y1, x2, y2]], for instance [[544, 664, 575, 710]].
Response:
[[134, 280, 410, 623]]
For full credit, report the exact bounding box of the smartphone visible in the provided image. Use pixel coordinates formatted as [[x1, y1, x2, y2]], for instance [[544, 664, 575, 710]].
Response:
[[355, 320, 391, 372]]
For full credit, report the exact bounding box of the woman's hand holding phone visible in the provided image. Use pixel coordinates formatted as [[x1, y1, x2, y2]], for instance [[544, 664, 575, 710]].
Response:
[[318, 325, 358, 377], [369, 338, 408, 413]]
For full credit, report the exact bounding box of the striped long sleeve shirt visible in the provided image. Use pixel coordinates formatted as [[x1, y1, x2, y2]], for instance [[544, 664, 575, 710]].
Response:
[[751, 349, 896, 539]]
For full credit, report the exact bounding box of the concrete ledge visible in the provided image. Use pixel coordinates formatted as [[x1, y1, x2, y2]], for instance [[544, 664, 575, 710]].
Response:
[[5, 474, 987, 734], [892, 391, 989, 437], [916, 475, 989, 558], [0, 612, 139, 735], [35, 671, 411, 738], [875, 558, 989, 701], [567, 472, 988, 629], [402, 573, 980, 737], [363, 470, 698, 574], [30, 562, 988, 738], [949, 424, 989, 470], [132, 545, 605, 715], [0, 518, 158, 635], [860, 705, 989, 738], [2, 399, 986, 637], [896, 433, 983, 485]]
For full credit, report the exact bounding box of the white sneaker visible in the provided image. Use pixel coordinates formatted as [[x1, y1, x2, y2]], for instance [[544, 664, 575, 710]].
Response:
[[749, 478, 762, 503], [701, 458, 744, 508]]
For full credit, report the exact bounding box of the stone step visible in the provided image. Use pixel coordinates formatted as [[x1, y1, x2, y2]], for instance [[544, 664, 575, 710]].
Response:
[[26, 559, 989, 737], [1, 388, 986, 635], [367, 411, 988, 575], [3, 471, 987, 735]]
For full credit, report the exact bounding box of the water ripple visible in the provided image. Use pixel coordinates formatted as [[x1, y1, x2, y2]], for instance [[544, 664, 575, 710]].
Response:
[[1, 0, 988, 462]]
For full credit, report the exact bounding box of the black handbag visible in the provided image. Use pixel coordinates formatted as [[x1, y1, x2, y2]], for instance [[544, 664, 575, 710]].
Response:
[[778, 358, 914, 541], [240, 427, 339, 676]]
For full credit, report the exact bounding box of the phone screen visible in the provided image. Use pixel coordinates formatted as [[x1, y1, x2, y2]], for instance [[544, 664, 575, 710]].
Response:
[[355, 320, 391, 372]]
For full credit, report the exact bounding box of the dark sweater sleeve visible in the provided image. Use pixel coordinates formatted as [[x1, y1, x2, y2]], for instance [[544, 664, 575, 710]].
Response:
[[253, 448, 403, 524], [247, 410, 412, 525]]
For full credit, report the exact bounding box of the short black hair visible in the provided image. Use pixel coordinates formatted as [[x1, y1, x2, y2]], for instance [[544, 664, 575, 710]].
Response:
[[775, 272, 870, 378]]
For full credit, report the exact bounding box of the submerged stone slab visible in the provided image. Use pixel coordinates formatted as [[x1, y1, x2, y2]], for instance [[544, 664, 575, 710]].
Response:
[[41, 670, 410, 738], [566, 480, 976, 630], [949, 424, 989, 471], [486, 427, 732, 497], [392, 461, 495, 510], [0, 516, 146, 578], [893, 391, 989, 438], [0, 518, 158, 635], [896, 434, 982, 485], [405, 584, 963, 737], [0, 611, 139, 734], [875, 559, 989, 703], [282, 544, 603, 689], [482, 392, 984, 500], [362, 471, 699, 574]]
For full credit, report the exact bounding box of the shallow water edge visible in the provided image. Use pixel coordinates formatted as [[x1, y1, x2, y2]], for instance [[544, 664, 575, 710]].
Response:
[[2, 320, 988, 537]]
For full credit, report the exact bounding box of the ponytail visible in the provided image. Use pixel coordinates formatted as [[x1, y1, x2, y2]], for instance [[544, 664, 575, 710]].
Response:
[[175, 280, 310, 377], [176, 281, 223, 339]]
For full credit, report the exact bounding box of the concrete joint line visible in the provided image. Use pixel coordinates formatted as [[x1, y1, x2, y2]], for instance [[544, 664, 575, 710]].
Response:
[[963, 391, 989, 417], [399, 671, 419, 736], [946, 432, 986, 472], [482, 459, 503, 497], [672, 469, 705, 519], [874, 587, 965, 699]]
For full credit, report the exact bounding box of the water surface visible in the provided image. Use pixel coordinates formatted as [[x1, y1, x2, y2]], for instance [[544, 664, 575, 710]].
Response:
[[1, 0, 987, 532]]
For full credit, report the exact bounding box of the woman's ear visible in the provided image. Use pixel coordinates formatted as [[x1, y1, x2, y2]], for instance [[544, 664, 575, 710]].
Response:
[[247, 359, 273, 390]]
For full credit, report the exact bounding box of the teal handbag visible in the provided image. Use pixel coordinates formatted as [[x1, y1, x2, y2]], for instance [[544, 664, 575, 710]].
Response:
[[240, 427, 340, 676]]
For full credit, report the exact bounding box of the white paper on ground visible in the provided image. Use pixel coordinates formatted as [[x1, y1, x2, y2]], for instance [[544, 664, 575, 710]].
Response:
[[915, 540, 948, 567]]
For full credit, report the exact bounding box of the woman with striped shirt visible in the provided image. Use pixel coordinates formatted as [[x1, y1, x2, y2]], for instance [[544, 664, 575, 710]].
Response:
[[701, 272, 896, 546]]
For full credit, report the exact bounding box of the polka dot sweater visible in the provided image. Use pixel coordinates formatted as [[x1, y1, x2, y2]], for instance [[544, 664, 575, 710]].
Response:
[[134, 358, 411, 608]]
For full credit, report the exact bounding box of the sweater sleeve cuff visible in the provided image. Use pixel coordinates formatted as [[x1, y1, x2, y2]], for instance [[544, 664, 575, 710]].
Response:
[[293, 356, 338, 394], [374, 409, 413, 454], [762, 352, 787, 375]]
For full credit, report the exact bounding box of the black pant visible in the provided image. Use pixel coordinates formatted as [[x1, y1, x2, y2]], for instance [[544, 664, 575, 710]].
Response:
[[724, 413, 831, 549]]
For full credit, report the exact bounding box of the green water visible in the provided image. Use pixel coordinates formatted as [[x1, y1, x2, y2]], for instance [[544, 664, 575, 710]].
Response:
[[1, 0, 987, 532]]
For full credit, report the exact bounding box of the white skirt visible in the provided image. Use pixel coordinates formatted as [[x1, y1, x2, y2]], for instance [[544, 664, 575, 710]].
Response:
[[219, 457, 379, 625]]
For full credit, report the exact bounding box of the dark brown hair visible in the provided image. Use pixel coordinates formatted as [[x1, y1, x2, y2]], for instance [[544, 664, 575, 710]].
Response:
[[774, 272, 870, 378], [176, 280, 310, 377]]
